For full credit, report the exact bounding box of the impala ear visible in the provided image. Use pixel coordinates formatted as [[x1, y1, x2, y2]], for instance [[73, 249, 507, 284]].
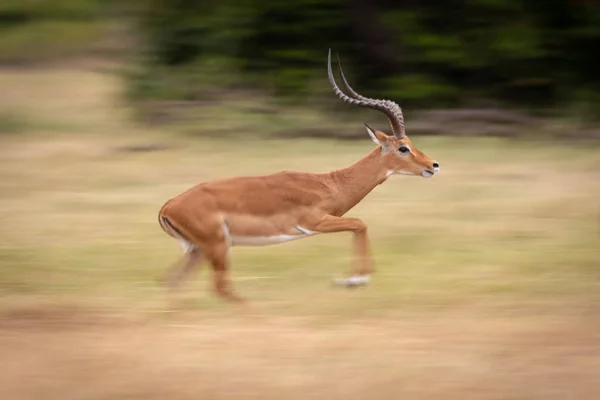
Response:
[[364, 123, 392, 148]]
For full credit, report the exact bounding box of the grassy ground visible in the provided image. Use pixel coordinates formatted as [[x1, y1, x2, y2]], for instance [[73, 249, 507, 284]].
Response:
[[0, 68, 599, 399]]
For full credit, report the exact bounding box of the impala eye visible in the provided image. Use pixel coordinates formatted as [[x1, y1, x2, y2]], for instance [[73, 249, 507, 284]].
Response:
[[398, 146, 410, 154]]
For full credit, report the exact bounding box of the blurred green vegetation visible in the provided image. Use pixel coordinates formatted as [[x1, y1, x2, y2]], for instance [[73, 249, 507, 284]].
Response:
[[0, 0, 133, 63], [1, 0, 600, 115], [130, 0, 600, 113]]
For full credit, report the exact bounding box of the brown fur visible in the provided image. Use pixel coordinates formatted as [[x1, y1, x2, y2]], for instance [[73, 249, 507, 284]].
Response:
[[158, 129, 438, 301]]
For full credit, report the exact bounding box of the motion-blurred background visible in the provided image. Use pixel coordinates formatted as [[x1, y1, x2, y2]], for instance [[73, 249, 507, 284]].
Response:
[[0, 1, 599, 399]]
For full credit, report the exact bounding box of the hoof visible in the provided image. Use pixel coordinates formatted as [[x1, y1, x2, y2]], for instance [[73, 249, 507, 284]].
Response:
[[333, 275, 370, 288]]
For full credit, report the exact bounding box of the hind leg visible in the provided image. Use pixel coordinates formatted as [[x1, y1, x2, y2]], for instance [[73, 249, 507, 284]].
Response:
[[204, 241, 243, 303], [161, 211, 242, 302], [162, 248, 203, 289]]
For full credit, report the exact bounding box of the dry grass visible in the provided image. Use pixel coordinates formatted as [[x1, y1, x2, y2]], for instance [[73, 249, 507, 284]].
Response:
[[0, 67, 599, 399], [1, 309, 599, 400]]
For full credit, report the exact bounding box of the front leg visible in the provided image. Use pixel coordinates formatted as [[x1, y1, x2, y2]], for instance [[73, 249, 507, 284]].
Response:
[[305, 214, 373, 287]]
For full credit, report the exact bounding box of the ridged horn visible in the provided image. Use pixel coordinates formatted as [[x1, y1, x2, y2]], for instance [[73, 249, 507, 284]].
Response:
[[328, 49, 406, 138]]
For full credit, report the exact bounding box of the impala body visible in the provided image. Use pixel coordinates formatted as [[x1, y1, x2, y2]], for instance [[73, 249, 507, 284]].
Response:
[[159, 50, 440, 301]]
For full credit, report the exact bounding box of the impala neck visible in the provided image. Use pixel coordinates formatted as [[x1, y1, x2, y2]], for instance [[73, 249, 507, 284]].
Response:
[[328, 146, 389, 216]]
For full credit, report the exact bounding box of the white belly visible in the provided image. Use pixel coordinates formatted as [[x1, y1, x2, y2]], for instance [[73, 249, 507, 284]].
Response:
[[176, 223, 318, 252], [178, 233, 314, 252], [224, 223, 318, 247], [231, 233, 312, 246]]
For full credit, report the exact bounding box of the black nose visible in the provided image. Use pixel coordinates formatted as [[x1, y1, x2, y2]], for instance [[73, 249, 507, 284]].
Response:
[[432, 162, 440, 169]]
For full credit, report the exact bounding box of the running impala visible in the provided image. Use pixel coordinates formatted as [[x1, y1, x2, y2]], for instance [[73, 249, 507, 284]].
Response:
[[158, 49, 440, 301]]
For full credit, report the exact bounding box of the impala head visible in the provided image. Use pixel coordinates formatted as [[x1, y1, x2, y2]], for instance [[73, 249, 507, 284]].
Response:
[[328, 49, 440, 178]]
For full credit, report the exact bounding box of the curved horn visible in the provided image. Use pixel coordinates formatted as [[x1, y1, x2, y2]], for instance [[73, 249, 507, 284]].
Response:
[[336, 53, 370, 102], [328, 49, 406, 138]]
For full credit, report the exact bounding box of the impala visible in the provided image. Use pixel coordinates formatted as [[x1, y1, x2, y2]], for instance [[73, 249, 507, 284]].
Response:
[[158, 49, 440, 301]]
